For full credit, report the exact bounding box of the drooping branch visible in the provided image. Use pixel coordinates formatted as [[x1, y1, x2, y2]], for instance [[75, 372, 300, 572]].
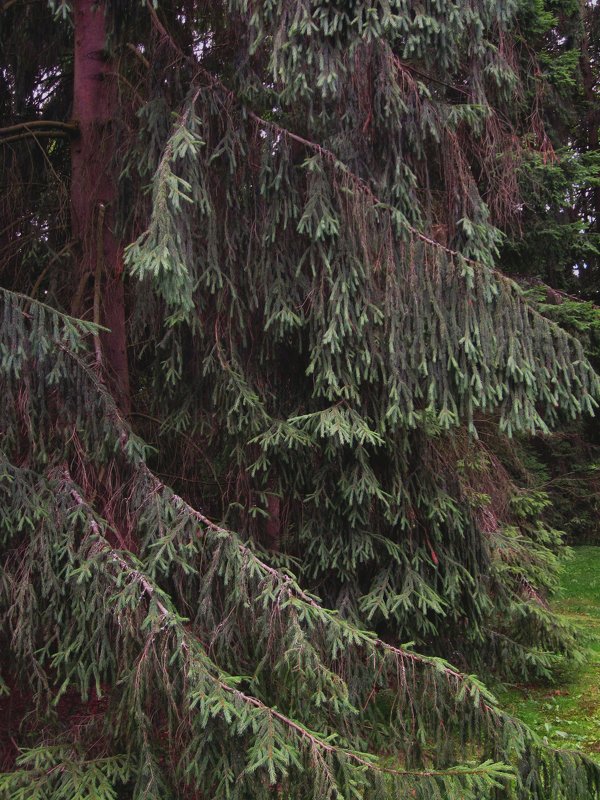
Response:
[[1, 285, 508, 716], [141, 4, 516, 271], [1, 286, 599, 798], [63, 468, 516, 788]]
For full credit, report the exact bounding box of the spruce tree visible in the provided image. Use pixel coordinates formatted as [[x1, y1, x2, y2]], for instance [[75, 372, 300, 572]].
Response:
[[498, 0, 600, 543], [1, 1, 600, 798], [502, 0, 600, 298]]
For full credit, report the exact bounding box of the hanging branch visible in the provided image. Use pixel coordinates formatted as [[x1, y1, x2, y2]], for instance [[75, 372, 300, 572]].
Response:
[[141, 4, 510, 273], [1, 282, 599, 798], [64, 468, 515, 786]]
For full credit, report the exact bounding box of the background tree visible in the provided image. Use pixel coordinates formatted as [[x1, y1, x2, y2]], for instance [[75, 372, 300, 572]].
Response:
[[1, 1, 600, 798], [499, 0, 600, 543]]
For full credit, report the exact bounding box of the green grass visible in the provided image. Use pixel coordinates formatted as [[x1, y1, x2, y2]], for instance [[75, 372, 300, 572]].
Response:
[[498, 546, 600, 760]]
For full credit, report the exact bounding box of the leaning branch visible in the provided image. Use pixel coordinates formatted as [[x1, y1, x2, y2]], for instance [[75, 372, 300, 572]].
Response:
[[64, 467, 513, 785]]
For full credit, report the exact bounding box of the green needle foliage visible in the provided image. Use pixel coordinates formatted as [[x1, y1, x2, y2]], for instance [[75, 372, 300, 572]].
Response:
[[0, 287, 598, 798], [1, 1, 600, 797], [498, 0, 600, 546]]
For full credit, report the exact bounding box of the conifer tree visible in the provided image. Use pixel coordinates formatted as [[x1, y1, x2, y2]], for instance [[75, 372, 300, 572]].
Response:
[[502, 0, 600, 298], [498, 0, 600, 543], [1, 1, 600, 798]]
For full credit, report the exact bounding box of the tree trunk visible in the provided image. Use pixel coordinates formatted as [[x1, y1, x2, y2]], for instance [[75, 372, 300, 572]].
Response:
[[71, 0, 130, 412], [579, 3, 600, 295], [264, 492, 281, 551]]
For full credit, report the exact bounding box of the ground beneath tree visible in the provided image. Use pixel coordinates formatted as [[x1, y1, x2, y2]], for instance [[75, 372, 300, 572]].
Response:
[[498, 546, 600, 760]]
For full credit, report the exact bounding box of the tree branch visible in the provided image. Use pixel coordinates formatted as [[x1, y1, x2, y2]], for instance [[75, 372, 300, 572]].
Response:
[[63, 466, 514, 786], [0, 120, 79, 136]]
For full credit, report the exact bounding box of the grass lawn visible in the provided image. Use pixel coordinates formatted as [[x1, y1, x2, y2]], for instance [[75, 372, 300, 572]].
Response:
[[497, 546, 600, 760]]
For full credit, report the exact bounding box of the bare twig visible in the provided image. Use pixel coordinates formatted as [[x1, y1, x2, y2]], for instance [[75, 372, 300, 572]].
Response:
[[0, 131, 72, 146], [0, 120, 78, 136]]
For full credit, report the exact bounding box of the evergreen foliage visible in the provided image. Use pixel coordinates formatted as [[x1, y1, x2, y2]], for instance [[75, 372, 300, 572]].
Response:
[[502, 286, 600, 544], [1, 1, 600, 797], [502, 0, 600, 299], [498, 0, 600, 545], [0, 287, 598, 797]]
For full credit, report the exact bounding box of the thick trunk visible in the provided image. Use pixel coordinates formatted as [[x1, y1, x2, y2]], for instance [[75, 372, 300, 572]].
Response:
[[579, 4, 600, 295], [71, 0, 130, 412]]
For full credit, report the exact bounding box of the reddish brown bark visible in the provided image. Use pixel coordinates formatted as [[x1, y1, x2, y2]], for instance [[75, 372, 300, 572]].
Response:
[[579, 4, 600, 290], [265, 492, 281, 551], [71, 0, 130, 412]]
